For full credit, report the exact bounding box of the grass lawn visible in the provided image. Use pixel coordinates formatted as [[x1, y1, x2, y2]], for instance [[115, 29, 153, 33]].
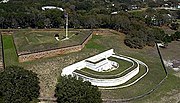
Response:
[[2, 29, 180, 102], [99, 64, 147, 89], [85, 35, 106, 51], [134, 74, 180, 103], [2, 35, 19, 67], [101, 56, 166, 99], [75, 58, 138, 79], [120, 65, 147, 86], [13, 29, 92, 55]]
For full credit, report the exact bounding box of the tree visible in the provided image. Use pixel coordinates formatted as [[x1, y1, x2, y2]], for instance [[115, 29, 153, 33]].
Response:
[[170, 23, 179, 30], [44, 18, 51, 28], [163, 34, 173, 43], [0, 17, 5, 29], [0, 66, 40, 103], [176, 10, 180, 19], [55, 76, 102, 103], [172, 31, 180, 40], [124, 30, 146, 49], [147, 1, 158, 7]]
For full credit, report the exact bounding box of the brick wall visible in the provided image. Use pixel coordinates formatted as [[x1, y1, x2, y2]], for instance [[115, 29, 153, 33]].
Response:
[[2, 29, 115, 62], [19, 45, 82, 62], [18, 33, 92, 62]]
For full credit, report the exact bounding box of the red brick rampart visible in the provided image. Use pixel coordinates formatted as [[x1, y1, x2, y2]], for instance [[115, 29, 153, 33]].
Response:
[[18, 32, 92, 62], [2, 29, 118, 62]]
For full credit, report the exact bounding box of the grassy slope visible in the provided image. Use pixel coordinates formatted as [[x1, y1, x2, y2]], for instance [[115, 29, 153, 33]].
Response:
[[134, 74, 180, 103], [101, 57, 166, 99], [2, 30, 180, 102], [2, 35, 19, 67], [85, 35, 107, 51]]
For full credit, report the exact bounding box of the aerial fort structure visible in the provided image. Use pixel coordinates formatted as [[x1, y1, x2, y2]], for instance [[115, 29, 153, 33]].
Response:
[[62, 49, 149, 88]]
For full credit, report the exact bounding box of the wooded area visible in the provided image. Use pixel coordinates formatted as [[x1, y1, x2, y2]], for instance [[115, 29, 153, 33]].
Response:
[[0, 0, 179, 48]]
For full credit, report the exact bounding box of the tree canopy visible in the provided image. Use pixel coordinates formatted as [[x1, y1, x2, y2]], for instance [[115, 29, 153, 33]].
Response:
[[0, 0, 179, 48], [55, 76, 102, 103], [0, 66, 40, 103]]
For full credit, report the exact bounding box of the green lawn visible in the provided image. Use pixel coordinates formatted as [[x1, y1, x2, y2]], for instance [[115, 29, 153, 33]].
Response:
[[13, 30, 92, 54], [100, 64, 147, 89], [75, 57, 138, 79], [2, 29, 179, 102], [2, 35, 19, 67], [85, 35, 106, 51], [101, 55, 167, 98], [134, 74, 180, 103], [121, 65, 147, 86]]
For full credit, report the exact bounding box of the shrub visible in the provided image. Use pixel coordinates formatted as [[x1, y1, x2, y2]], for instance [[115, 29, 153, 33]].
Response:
[[55, 76, 102, 103], [0, 66, 40, 103]]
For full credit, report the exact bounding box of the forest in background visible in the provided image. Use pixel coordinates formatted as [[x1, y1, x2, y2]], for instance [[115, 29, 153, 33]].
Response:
[[0, 0, 179, 48]]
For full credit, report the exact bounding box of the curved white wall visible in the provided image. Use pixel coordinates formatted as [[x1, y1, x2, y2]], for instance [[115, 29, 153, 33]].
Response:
[[73, 58, 139, 87], [61, 49, 148, 87], [61, 60, 86, 76]]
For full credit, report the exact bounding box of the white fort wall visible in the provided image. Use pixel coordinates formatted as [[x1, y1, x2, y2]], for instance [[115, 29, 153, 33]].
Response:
[[61, 49, 146, 87], [62, 49, 115, 75], [73, 64, 139, 86], [61, 60, 86, 76], [72, 56, 139, 87], [85, 59, 113, 72]]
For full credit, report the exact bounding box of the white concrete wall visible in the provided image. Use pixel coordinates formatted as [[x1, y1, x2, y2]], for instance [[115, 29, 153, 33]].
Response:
[[86, 59, 112, 71], [85, 49, 114, 62], [61, 49, 148, 87], [72, 54, 140, 87], [61, 60, 86, 76], [73, 64, 139, 86], [62, 49, 115, 75]]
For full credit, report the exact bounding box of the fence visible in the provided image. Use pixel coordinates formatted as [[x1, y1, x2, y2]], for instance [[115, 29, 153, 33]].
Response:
[[102, 43, 168, 102]]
